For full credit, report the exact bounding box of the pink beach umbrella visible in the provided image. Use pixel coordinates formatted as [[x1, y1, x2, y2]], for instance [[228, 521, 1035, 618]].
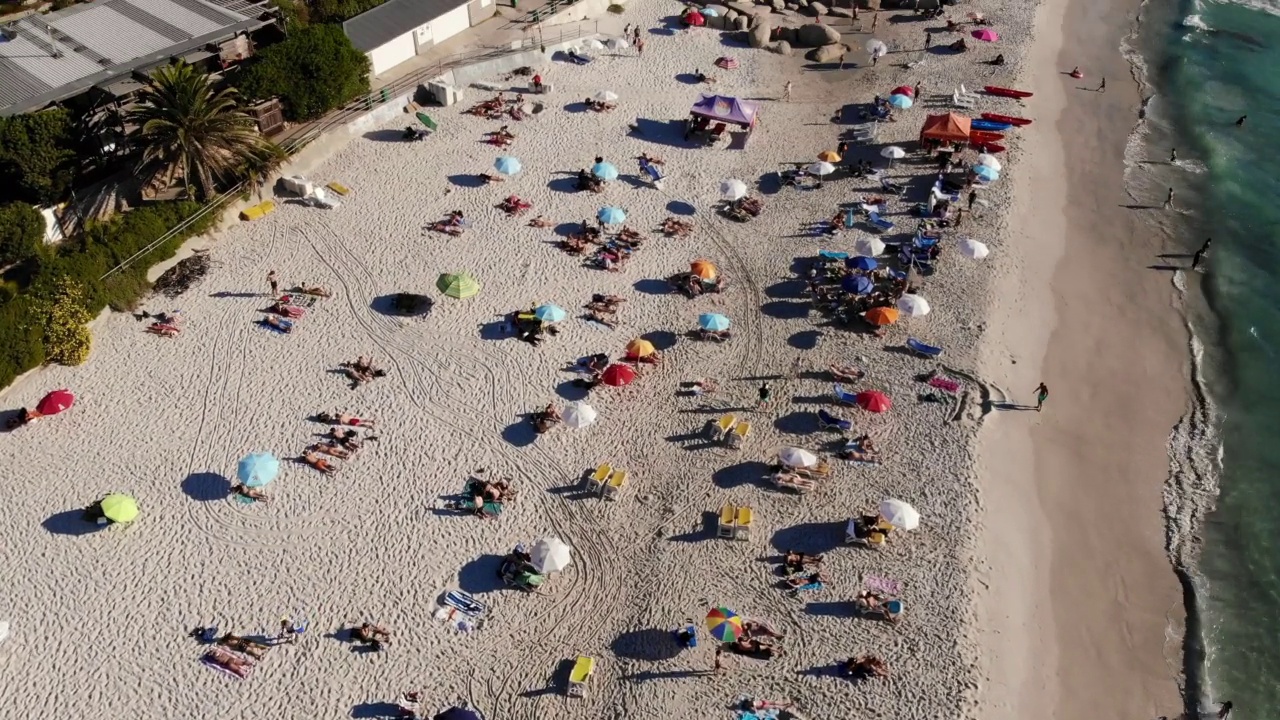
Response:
[[971, 29, 1000, 42]]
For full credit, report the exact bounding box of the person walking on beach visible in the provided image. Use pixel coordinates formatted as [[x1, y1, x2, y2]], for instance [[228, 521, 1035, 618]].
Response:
[[1034, 383, 1049, 412], [1097, 77, 1106, 92], [783, 81, 792, 101], [913, 82, 922, 99], [267, 270, 278, 296], [924, 31, 932, 49], [1192, 237, 1212, 270], [635, 36, 645, 56], [757, 382, 772, 409], [1170, 147, 1178, 163], [1163, 187, 1176, 210], [838, 50, 846, 69]]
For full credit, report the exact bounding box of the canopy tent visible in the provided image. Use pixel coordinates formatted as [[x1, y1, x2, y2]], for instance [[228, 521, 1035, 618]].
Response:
[[690, 94, 761, 130], [919, 113, 972, 144]]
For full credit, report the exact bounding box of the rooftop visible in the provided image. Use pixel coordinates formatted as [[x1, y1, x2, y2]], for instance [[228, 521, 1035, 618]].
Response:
[[0, 0, 272, 115], [342, 0, 470, 52]]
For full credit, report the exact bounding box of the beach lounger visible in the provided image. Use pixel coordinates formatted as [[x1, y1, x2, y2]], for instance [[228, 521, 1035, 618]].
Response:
[[717, 504, 737, 538], [708, 413, 737, 440], [958, 83, 979, 99], [879, 178, 907, 197], [817, 409, 852, 432], [734, 506, 753, 541], [952, 90, 976, 109], [602, 469, 627, 500], [567, 655, 595, 696], [726, 420, 750, 449], [905, 337, 943, 358], [833, 383, 859, 405], [586, 463, 612, 493], [866, 212, 895, 233]]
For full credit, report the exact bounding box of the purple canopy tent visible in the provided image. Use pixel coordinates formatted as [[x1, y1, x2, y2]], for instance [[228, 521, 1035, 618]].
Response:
[[689, 94, 761, 130]]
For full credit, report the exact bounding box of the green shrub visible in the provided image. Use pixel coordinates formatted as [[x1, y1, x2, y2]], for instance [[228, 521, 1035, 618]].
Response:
[[270, 0, 310, 29], [0, 202, 45, 267], [237, 25, 371, 121], [0, 110, 77, 206], [307, 0, 389, 23], [0, 280, 18, 304], [0, 295, 46, 389], [41, 276, 93, 366], [608, 3, 624, 12]]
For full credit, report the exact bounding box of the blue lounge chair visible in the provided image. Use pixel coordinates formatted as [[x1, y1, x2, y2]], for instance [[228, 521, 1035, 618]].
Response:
[[817, 408, 852, 432], [866, 212, 895, 232], [905, 337, 943, 358], [833, 383, 858, 404]]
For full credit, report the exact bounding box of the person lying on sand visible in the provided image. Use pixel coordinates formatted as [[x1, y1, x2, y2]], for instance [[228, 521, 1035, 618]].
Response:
[[308, 442, 351, 459], [731, 636, 780, 658], [318, 412, 375, 427], [784, 571, 829, 588], [230, 484, 269, 502], [637, 152, 665, 166], [218, 633, 270, 659], [532, 403, 561, 433], [478, 172, 505, 184], [528, 215, 555, 228], [586, 311, 617, 328], [586, 294, 625, 313], [854, 590, 902, 623], [269, 302, 305, 319], [291, 284, 332, 297], [784, 550, 823, 571], [301, 451, 338, 475], [353, 622, 391, 648], [204, 647, 253, 676], [842, 655, 889, 679], [743, 620, 785, 638], [731, 697, 794, 713], [689, 378, 718, 396]]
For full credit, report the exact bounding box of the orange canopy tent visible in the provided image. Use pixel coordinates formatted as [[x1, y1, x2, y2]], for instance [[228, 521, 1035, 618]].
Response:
[[919, 113, 972, 144]]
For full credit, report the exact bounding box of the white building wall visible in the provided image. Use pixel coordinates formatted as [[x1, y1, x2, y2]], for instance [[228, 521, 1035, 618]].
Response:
[[367, 32, 415, 76], [430, 5, 471, 44]]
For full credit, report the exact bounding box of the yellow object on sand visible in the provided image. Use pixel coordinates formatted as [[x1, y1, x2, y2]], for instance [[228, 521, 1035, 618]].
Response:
[[717, 504, 737, 537], [568, 656, 595, 696], [240, 201, 276, 221], [626, 338, 656, 357], [326, 182, 350, 196], [732, 421, 750, 441], [734, 506, 753, 539], [715, 414, 737, 435]]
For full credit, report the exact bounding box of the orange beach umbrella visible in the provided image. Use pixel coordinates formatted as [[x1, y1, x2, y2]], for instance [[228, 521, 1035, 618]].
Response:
[[690, 259, 718, 280], [817, 150, 841, 162], [864, 307, 900, 326], [625, 338, 657, 358]]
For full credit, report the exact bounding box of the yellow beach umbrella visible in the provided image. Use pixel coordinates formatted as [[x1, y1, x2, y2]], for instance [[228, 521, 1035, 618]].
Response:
[[436, 273, 480, 299], [625, 338, 656, 358], [690, 259, 718, 280], [101, 493, 139, 523], [817, 149, 842, 162]]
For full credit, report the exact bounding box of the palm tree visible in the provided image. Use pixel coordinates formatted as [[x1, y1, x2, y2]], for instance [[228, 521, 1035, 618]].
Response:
[[128, 61, 283, 201]]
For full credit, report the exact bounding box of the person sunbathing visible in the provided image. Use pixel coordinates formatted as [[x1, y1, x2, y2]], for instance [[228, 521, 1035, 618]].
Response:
[[784, 550, 823, 570], [478, 172, 504, 184], [743, 620, 785, 638], [842, 654, 889, 680], [261, 314, 293, 332], [849, 514, 892, 544], [353, 622, 391, 648], [269, 302, 305, 319], [318, 412, 375, 427], [696, 328, 730, 341], [204, 647, 253, 677], [854, 590, 902, 623], [839, 447, 882, 464], [147, 321, 181, 337], [830, 365, 865, 382], [429, 220, 464, 236], [292, 284, 332, 297], [633, 351, 662, 365], [218, 633, 270, 658], [302, 451, 338, 475], [689, 378, 718, 396], [784, 570, 829, 588], [731, 636, 779, 658], [308, 442, 351, 459], [638, 152, 665, 166], [559, 237, 589, 255], [532, 403, 562, 433], [693, 69, 717, 84], [528, 215, 555, 228], [231, 484, 269, 502], [591, 293, 625, 307]]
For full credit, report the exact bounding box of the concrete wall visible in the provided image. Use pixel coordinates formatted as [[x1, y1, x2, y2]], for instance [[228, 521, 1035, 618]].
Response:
[[434, 36, 583, 88], [541, 0, 623, 27], [467, 0, 497, 27]]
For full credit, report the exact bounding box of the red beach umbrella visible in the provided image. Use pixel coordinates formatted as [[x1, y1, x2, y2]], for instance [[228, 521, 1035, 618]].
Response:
[[890, 85, 914, 98], [856, 390, 892, 413], [684, 9, 706, 26], [602, 364, 637, 387], [36, 389, 75, 416]]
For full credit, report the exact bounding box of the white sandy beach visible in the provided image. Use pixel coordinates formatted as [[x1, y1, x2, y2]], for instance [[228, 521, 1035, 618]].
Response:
[[0, 0, 1184, 716]]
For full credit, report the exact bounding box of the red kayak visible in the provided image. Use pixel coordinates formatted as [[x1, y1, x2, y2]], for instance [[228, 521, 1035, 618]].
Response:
[[973, 143, 1006, 153], [984, 85, 1034, 98], [969, 130, 1005, 143], [981, 112, 1032, 126]]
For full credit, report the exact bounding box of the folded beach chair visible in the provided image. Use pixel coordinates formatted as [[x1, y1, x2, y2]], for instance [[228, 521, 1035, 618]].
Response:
[[905, 337, 943, 358], [952, 90, 976, 109], [602, 469, 627, 499], [958, 83, 979, 100], [567, 656, 595, 696], [817, 409, 852, 432], [586, 464, 612, 493], [717, 504, 737, 538], [734, 506, 753, 541], [833, 383, 859, 405], [866, 212, 895, 232], [880, 178, 907, 197]]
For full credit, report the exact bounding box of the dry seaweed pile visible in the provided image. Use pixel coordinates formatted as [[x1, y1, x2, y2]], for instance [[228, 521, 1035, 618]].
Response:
[[152, 253, 212, 299]]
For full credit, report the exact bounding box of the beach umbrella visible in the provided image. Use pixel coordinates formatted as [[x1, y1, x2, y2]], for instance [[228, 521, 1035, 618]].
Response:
[[434, 709, 481, 720], [971, 28, 999, 42], [494, 156, 522, 175], [854, 236, 886, 257], [857, 390, 892, 413], [817, 150, 842, 162], [597, 206, 626, 224], [36, 389, 75, 416], [591, 161, 619, 181], [602, 364, 637, 386], [865, 39, 887, 56], [684, 9, 706, 25], [562, 402, 597, 429], [879, 498, 920, 530], [584, 38, 605, 50], [625, 338, 656, 358], [880, 145, 907, 168], [237, 452, 279, 488], [888, 94, 913, 109], [807, 161, 836, 177], [972, 164, 1000, 182], [864, 306, 899, 326], [976, 153, 1002, 171], [896, 294, 931, 317], [842, 275, 874, 295], [779, 446, 820, 468], [698, 313, 731, 331], [607, 36, 629, 49], [0, 621, 9, 644], [534, 304, 566, 322], [690, 259, 718, 280], [720, 178, 748, 200], [706, 607, 744, 642], [890, 85, 915, 98], [437, 273, 481, 298], [531, 537, 573, 573], [100, 493, 139, 523], [847, 255, 878, 271], [594, 90, 619, 102], [958, 238, 990, 260]]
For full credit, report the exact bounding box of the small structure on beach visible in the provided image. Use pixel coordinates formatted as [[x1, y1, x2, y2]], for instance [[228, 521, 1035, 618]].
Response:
[[687, 94, 760, 145], [918, 112, 972, 145]]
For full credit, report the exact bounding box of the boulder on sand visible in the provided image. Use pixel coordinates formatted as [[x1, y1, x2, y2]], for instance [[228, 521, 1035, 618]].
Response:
[[726, 0, 757, 12], [796, 22, 841, 46], [733, 14, 750, 29], [776, 25, 799, 43], [806, 42, 847, 63], [704, 4, 731, 15], [828, 6, 854, 16], [770, 0, 785, 8], [809, 1, 828, 14], [749, 18, 772, 47], [766, 39, 793, 55]]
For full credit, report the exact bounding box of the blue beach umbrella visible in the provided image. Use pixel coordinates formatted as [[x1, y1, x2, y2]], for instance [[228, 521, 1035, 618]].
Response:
[[972, 164, 1000, 182], [842, 275, 874, 295], [598, 206, 626, 224], [534, 304, 566, 322], [591, 162, 619, 181], [888, 94, 913, 109], [494, 156, 522, 175], [847, 255, 879, 271], [237, 452, 279, 488], [698, 313, 731, 331]]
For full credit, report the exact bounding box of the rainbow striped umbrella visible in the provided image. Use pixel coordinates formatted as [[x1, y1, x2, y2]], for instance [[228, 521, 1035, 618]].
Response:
[[706, 606, 744, 642]]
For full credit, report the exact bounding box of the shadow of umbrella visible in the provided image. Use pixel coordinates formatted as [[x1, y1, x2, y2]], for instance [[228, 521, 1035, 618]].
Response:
[[770, 520, 847, 554], [611, 627, 684, 661], [457, 554, 507, 594], [181, 472, 230, 502], [41, 509, 101, 536]]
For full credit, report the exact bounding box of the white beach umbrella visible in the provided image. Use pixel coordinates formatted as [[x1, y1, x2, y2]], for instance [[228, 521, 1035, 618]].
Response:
[[976, 153, 1002, 171], [778, 446, 819, 468], [896, 294, 931, 317], [562, 402, 597, 429], [720, 178, 749, 200], [958, 237, 990, 260], [594, 90, 619, 102], [531, 537, 573, 573], [865, 39, 888, 57], [0, 621, 8, 644], [607, 36, 630, 50], [880, 145, 906, 168], [807, 161, 836, 177], [879, 498, 920, 531], [854, 236, 887, 257], [584, 38, 605, 49]]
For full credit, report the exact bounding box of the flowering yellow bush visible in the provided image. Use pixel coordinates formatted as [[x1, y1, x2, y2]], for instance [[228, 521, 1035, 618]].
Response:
[[42, 276, 92, 366]]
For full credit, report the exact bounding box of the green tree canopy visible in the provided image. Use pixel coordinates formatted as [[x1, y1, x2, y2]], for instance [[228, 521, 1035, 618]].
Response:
[[307, 0, 388, 24], [0, 203, 46, 267], [238, 24, 371, 121], [0, 110, 77, 206]]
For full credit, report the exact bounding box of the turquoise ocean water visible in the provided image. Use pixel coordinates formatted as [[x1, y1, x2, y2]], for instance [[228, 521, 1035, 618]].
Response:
[[1138, 0, 1280, 712]]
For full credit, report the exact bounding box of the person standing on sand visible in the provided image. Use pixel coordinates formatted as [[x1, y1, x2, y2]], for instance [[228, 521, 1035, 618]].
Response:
[[838, 50, 846, 69], [1170, 147, 1178, 163], [967, 190, 977, 210], [757, 382, 772, 409], [1097, 77, 1106, 92], [783, 81, 792, 101], [714, 647, 725, 673], [924, 31, 932, 49], [1163, 187, 1176, 210], [871, 12, 878, 30], [636, 36, 645, 55], [267, 270, 278, 296], [1034, 383, 1049, 412], [913, 82, 922, 99]]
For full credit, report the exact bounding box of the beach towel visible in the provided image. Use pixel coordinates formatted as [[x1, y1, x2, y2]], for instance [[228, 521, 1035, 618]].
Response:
[[863, 574, 902, 594], [443, 590, 485, 618], [927, 376, 961, 393], [202, 649, 254, 679]]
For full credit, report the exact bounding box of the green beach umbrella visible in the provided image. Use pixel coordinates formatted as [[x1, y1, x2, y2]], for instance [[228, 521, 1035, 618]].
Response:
[[436, 273, 480, 299], [101, 493, 139, 523]]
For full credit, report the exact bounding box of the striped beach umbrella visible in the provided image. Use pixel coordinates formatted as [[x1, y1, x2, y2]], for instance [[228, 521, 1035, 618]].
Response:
[[706, 607, 744, 642]]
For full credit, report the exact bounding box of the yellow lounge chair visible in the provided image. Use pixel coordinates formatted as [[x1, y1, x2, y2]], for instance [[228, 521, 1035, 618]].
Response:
[[717, 504, 737, 538], [734, 506, 753, 540], [326, 181, 350, 196], [239, 200, 276, 221], [603, 469, 627, 499], [727, 420, 750, 448], [715, 414, 737, 435], [567, 655, 595, 697], [586, 464, 611, 493]]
